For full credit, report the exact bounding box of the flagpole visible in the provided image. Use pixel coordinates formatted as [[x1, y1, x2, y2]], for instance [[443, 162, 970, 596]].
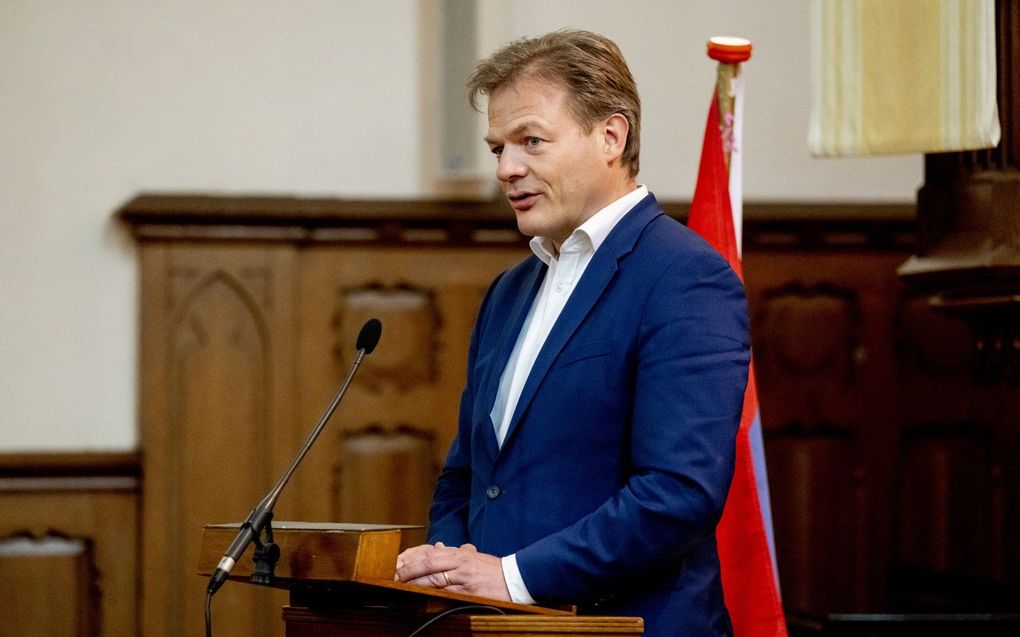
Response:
[[707, 37, 752, 170], [690, 35, 788, 637], [708, 37, 752, 253]]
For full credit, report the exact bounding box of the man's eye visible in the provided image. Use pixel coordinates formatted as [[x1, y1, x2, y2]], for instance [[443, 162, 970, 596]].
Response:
[[490, 146, 503, 157], [525, 137, 542, 147]]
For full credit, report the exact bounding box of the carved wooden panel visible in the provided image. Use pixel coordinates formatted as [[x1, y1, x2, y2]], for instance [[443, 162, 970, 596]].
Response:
[[894, 298, 982, 424], [0, 534, 97, 637], [744, 238, 1020, 614], [766, 431, 864, 614], [0, 454, 140, 637], [754, 283, 862, 429], [139, 246, 296, 637], [334, 285, 440, 390], [895, 427, 997, 579], [291, 247, 523, 524], [745, 250, 904, 613], [334, 426, 438, 524], [133, 230, 524, 637]]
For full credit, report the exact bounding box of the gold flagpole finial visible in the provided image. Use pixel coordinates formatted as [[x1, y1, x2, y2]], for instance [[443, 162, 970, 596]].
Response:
[[707, 37, 752, 172]]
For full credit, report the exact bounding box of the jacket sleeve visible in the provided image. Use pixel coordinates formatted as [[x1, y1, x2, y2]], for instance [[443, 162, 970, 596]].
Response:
[[514, 252, 750, 603]]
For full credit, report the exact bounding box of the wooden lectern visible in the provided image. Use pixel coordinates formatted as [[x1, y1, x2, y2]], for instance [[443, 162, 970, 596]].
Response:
[[199, 522, 643, 636]]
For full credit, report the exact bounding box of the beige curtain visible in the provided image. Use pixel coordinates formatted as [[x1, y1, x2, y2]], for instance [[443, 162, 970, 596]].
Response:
[[809, 0, 1000, 157]]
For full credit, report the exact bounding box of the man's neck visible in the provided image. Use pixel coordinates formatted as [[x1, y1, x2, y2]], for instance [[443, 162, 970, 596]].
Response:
[[542, 183, 647, 258]]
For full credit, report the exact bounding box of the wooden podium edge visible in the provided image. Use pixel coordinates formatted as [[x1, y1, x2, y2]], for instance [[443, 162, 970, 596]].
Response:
[[198, 522, 574, 617], [351, 576, 575, 616]]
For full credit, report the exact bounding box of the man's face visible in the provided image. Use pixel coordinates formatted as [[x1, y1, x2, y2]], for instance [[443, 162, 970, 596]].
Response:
[[485, 77, 615, 245]]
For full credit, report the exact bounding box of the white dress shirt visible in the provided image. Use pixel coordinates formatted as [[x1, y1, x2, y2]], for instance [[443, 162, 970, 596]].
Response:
[[493, 185, 649, 605]]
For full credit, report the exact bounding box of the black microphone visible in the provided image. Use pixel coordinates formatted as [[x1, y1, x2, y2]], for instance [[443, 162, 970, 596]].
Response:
[[356, 318, 382, 354], [206, 318, 382, 595]]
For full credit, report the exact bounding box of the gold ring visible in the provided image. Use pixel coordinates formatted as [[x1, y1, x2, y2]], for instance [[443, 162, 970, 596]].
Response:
[[442, 570, 452, 587]]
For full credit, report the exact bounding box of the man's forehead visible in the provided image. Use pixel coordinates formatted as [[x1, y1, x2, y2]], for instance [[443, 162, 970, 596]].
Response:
[[486, 77, 579, 132], [488, 75, 570, 108]]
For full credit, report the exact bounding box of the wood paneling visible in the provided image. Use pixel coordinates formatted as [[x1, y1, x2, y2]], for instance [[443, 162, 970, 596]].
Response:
[[745, 234, 1019, 614], [124, 202, 528, 637], [0, 453, 140, 637], [139, 244, 297, 637], [121, 195, 1020, 635], [745, 248, 906, 613], [0, 536, 97, 637]]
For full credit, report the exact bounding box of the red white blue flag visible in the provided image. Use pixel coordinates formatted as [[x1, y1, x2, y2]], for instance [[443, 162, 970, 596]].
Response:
[[686, 40, 788, 637]]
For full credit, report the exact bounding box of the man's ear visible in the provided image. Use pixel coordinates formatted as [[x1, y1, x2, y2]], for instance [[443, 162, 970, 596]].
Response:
[[602, 113, 630, 164]]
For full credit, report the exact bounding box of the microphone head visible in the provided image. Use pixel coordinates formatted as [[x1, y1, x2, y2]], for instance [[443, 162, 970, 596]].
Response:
[[356, 318, 382, 355]]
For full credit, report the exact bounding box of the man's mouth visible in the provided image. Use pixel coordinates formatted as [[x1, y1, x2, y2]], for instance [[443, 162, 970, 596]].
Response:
[[507, 191, 539, 211]]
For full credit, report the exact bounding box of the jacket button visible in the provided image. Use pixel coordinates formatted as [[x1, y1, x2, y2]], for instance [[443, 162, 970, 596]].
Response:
[[486, 485, 502, 499]]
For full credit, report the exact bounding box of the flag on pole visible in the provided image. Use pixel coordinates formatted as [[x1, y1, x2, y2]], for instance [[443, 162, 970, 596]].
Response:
[[686, 37, 788, 637]]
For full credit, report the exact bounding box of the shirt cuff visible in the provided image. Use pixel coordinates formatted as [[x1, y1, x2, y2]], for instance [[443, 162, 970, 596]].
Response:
[[501, 554, 537, 605]]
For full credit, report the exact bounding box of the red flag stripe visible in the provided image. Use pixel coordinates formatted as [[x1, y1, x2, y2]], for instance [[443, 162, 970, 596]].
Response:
[[688, 92, 788, 637]]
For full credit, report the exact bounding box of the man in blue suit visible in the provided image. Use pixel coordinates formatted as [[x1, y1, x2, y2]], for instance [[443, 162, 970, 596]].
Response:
[[394, 29, 749, 636]]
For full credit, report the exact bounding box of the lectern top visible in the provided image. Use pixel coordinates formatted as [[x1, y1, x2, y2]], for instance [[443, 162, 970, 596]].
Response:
[[198, 521, 575, 617]]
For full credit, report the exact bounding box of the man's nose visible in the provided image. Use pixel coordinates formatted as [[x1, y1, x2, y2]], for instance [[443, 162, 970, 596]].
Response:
[[496, 148, 527, 182]]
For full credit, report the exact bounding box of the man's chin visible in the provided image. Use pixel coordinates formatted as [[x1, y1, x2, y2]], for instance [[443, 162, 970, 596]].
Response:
[[514, 216, 542, 239]]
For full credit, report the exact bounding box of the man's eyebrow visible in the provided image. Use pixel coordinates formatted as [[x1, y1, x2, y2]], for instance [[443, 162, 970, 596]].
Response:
[[485, 121, 548, 146]]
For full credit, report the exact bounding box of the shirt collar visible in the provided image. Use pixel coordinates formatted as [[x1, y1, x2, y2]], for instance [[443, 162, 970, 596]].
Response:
[[530, 185, 649, 265]]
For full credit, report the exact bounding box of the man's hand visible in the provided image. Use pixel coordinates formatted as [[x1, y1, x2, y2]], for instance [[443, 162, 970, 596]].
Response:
[[393, 542, 511, 602]]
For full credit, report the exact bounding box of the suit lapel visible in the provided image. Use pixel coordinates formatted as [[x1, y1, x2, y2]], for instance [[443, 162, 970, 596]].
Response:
[[498, 194, 664, 452], [480, 257, 545, 460]]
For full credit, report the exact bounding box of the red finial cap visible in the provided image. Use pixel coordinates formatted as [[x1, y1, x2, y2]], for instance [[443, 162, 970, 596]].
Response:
[[707, 36, 752, 63]]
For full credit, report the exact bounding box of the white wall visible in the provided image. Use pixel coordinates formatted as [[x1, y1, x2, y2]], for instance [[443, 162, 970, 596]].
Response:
[[0, 1, 423, 450], [0, 1, 921, 451]]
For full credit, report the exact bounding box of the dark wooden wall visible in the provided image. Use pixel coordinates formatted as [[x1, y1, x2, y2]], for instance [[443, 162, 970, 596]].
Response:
[[742, 219, 1020, 616]]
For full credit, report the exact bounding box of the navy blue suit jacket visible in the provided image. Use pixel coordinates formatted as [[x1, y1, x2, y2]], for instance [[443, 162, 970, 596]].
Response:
[[428, 194, 750, 636]]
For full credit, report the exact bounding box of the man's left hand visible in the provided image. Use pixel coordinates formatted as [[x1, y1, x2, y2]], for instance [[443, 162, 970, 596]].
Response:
[[394, 542, 511, 602]]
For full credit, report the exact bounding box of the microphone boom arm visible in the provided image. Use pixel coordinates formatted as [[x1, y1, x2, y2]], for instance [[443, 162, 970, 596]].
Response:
[[207, 319, 380, 595]]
